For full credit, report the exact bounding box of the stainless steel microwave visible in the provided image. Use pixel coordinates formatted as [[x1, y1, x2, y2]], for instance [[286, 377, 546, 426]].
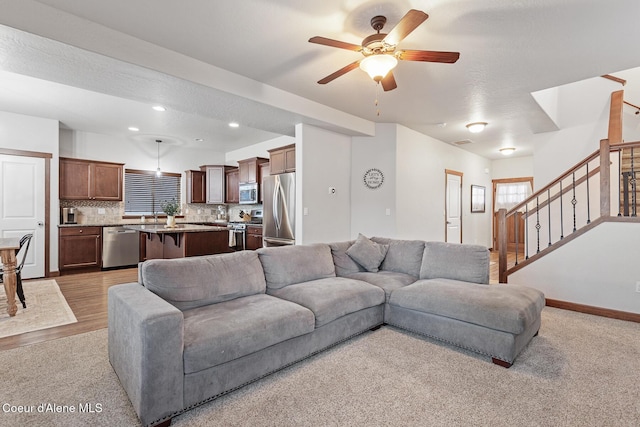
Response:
[[239, 182, 258, 204]]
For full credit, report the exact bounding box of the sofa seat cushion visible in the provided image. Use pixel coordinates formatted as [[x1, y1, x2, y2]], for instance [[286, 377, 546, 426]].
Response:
[[371, 238, 425, 277], [183, 294, 315, 373], [346, 271, 417, 302], [268, 277, 385, 327], [140, 251, 266, 311], [389, 279, 545, 334], [257, 244, 336, 290]]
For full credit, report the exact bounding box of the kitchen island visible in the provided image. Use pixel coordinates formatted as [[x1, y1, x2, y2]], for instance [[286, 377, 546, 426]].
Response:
[[124, 224, 232, 260]]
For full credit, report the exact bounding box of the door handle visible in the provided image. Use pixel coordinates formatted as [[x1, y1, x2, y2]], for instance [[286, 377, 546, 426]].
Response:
[[446, 221, 452, 224]]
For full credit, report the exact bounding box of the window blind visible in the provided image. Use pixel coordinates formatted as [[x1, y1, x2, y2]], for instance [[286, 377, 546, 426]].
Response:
[[125, 169, 181, 215]]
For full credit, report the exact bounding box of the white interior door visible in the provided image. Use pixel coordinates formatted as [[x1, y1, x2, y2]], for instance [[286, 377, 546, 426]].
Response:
[[0, 155, 45, 278], [445, 170, 462, 243]]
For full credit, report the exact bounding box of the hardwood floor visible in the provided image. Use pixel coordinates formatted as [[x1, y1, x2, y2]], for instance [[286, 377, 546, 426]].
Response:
[[0, 268, 138, 351], [1, 253, 508, 352]]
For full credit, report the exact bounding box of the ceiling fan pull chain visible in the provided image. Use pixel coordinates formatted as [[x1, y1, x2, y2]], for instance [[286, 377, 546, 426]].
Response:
[[375, 82, 381, 116]]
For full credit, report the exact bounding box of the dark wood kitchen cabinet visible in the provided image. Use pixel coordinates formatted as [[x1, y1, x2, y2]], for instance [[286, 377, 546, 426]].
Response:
[[186, 170, 206, 203], [246, 225, 263, 250], [259, 162, 270, 202], [225, 168, 239, 203], [60, 157, 123, 201], [59, 226, 102, 272], [238, 157, 269, 183], [268, 144, 295, 174]]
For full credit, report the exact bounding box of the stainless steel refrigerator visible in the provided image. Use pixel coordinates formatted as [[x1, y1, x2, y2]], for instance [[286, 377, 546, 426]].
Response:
[[262, 172, 295, 246]]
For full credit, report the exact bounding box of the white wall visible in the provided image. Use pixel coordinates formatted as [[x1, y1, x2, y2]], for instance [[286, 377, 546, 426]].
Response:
[[510, 222, 640, 314], [492, 156, 534, 180], [395, 125, 493, 246], [296, 123, 351, 244], [351, 123, 397, 238], [0, 110, 59, 272]]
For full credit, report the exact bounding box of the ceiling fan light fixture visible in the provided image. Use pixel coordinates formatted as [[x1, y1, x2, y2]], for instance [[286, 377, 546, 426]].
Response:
[[359, 55, 398, 82], [466, 122, 487, 133], [499, 147, 516, 155]]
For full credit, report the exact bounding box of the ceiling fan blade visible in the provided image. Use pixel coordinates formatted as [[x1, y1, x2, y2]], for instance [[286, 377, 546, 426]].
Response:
[[381, 72, 397, 91], [397, 49, 460, 63], [317, 60, 361, 84], [383, 9, 429, 46], [309, 36, 362, 52]]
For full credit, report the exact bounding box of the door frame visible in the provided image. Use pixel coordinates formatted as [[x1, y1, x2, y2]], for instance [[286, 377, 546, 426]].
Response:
[[491, 176, 533, 251], [444, 169, 463, 243], [0, 148, 52, 277]]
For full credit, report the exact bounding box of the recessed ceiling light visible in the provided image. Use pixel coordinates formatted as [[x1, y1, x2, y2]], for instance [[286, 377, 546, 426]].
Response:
[[128, 126, 139, 132], [499, 147, 516, 155], [152, 105, 166, 112], [228, 122, 240, 128], [466, 122, 488, 133], [195, 138, 204, 142]]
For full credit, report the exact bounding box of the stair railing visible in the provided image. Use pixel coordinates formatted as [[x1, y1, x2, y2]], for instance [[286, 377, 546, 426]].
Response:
[[497, 139, 640, 283]]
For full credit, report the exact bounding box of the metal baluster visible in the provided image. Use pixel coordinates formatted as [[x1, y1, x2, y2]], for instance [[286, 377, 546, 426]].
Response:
[[586, 163, 591, 224], [515, 209, 519, 266], [632, 148, 637, 217], [525, 204, 529, 260], [618, 150, 622, 217], [559, 180, 564, 239], [535, 196, 541, 253], [547, 189, 552, 246], [571, 172, 577, 232]]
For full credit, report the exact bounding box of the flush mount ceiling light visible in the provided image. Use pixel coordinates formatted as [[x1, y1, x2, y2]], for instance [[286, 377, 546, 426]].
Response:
[[466, 122, 488, 133], [128, 126, 139, 132], [152, 105, 166, 112], [228, 122, 240, 128], [359, 55, 398, 82], [499, 147, 516, 155]]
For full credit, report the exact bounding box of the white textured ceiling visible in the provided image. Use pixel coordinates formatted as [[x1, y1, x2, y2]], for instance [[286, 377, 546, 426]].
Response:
[[1, 0, 640, 158]]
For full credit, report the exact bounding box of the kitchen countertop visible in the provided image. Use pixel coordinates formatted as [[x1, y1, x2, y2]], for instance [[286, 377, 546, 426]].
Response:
[[123, 224, 230, 233], [58, 221, 230, 228]]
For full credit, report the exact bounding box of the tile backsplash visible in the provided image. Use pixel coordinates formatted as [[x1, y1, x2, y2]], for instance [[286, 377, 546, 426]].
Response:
[[60, 200, 262, 225]]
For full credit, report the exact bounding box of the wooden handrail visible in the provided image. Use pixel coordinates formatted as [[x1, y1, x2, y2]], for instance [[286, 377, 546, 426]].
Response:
[[506, 149, 600, 216]]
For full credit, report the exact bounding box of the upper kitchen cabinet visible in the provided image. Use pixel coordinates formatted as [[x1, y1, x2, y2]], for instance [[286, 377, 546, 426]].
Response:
[[200, 165, 235, 204], [237, 157, 269, 183], [60, 157, 123, 201], [186, 170, 206, 204], [268, 144, 295, 175], [225, 168, 239, 204]]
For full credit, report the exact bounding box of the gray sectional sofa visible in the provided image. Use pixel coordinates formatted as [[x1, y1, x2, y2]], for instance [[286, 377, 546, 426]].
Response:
[[108, 235, 545, 426]]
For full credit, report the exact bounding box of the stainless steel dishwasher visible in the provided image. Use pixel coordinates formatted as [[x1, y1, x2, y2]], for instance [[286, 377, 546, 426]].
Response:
[[102, 226, 139, 268]]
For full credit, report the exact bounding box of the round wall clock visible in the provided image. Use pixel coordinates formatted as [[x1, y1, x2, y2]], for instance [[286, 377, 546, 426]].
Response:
[[363, 168, 384, 189]]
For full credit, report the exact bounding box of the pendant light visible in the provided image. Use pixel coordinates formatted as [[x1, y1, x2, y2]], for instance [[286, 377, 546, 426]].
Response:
[[155, 139, 162, 177]]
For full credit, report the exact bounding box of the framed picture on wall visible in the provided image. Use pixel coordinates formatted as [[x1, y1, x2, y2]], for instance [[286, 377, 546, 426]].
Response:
[[471, 185, 485, 213]]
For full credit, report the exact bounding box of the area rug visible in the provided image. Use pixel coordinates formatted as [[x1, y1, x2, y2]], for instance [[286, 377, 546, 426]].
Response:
[[0, 307, 638, 427], [0, 279, 77, 338]]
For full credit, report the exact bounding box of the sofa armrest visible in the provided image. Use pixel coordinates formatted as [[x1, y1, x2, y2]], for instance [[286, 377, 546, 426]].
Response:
[[420, 242, 490, 284], [108, 282, 184, 426]]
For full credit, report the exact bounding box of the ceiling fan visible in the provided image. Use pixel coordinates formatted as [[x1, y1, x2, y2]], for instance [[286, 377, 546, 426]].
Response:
[[309, 9, 460, 91]]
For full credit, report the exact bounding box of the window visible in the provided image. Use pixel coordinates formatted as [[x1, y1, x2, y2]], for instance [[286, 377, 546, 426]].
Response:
[[494, 181, 532, 211], [125, 169, 181, 215]]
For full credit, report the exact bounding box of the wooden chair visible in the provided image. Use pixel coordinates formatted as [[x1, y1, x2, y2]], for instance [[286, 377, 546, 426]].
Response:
[[0, 233, 33, 309]]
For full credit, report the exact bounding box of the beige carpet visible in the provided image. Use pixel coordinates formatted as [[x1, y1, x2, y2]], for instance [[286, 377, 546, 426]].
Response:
[[0, 307, 638, 426], [0, 279, 77, 338]]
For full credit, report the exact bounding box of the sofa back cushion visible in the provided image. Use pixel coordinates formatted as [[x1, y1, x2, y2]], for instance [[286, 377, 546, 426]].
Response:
[[328, 240, 365, 276], [419, 241, 490, 284], [140, 251, 266, 310], [372, 237, 425, 277], [257, 244, 336, 290]]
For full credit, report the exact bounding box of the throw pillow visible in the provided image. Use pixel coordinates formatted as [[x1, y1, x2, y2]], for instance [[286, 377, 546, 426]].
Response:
[[346, 233, 389, 272]]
